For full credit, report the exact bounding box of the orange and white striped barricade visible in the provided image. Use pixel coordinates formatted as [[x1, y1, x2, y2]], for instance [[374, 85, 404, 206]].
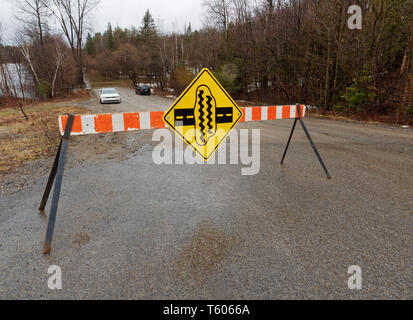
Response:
[[40, 104, 330, 254]]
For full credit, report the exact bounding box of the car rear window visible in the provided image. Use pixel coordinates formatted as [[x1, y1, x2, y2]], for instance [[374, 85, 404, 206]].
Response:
[[102, 89, 117, 94], [140, 85, 150, 90]]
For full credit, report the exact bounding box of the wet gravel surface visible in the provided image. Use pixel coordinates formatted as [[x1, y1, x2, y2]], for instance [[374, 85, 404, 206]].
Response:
[[92, 87, 174, 112], [0, 92, 412, 299]]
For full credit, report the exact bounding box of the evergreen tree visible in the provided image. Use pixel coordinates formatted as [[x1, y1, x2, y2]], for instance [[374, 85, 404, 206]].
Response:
[[344, 65, 377, 112], [85, 33, 96, 56], [185, 23, 192, 42], [104, 23, 115, 50], [139, 9, 158, 45], [186, 23, 192, 37]]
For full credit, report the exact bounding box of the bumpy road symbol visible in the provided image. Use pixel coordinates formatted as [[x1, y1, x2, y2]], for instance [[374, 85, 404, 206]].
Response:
[[163, 68, 243, 161], [195, 85, 217, 147]]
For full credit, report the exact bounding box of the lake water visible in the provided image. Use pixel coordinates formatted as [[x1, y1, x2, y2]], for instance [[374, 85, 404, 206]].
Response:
[[0, 63, 34, 99]]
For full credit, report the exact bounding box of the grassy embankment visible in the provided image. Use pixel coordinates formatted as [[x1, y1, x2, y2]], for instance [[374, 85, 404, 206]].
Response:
[[0, 92, 90, 174]]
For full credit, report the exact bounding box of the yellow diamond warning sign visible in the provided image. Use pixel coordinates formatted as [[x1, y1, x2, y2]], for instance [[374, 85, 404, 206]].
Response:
[[163, 68, 243, 161]]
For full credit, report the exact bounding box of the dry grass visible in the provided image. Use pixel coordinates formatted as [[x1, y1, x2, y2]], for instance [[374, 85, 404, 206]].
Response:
[[0, 89, 90, 112], [0, 104, 88, 174], [307, 109, 413, 126], [44, 89, 91, 103]]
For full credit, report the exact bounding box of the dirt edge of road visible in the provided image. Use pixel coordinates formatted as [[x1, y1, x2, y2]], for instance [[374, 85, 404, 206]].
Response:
[[307, 110, 412, 128]]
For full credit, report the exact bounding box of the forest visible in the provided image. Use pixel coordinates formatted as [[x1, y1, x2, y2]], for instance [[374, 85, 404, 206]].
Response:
[[85, 0, 413, 124], [1, 0, 413, 124]]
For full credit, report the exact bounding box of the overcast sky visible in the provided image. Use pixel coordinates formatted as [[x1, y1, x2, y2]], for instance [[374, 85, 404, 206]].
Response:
[[0, 0, 204, 43]]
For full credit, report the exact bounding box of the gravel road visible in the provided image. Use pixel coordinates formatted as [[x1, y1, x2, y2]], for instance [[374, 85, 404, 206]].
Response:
[[92, 86, 175, 112], [0, 90, 412, 299]]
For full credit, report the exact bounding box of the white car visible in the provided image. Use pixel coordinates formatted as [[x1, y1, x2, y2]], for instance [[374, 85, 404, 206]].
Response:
[[99, 88, 121, 104]]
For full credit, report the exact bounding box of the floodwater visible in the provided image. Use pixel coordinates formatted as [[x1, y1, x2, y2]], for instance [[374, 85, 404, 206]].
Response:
[[0, 63, 34, 99]]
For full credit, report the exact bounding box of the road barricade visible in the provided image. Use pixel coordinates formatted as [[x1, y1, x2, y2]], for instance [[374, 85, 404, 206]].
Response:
[[58, 105, 306, 135], [39, 104, 330, 255]]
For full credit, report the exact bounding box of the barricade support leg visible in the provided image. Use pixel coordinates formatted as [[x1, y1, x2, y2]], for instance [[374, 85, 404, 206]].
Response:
[[281, 105, 331, 179], [281, 118, 298, 165], [39, 140, 63, 212], [42, 114, 74, 255]]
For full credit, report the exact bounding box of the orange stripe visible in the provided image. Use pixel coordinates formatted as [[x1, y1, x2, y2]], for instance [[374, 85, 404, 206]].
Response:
[[124, 113, 140, 131], [240, 108, 246, 122], [295, 105, 300, 118], [150, 111, 165, 129], [61, 115, 83, 133], [95, 114, 113, 133], [282, 106, 291, 119], [60, 116, 68, 133], [268, 106, 277, 120], [300, 105, 305, 118], [252, 107, 261, 121]]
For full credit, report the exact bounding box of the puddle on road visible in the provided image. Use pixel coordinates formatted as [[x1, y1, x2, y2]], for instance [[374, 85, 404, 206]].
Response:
[[177, 222, 235, 279], [72, 231, 91, 249]]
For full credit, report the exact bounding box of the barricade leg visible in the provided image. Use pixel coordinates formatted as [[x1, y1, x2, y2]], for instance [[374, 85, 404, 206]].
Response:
[[281, 118, 298, 165], [42, 114, 74, 255], [39, 139, 62, 212], [281, 105, 331, 179]]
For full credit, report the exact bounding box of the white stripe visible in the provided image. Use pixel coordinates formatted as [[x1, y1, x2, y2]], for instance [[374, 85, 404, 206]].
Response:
[[112, 113, 124, 132], [276, 106, 283, 120], [82, 115, 96, 134], [245, 108, 252, 122], [58, 116, 64, 136], [290, 105, 297, 119], [140, 112, 151, 129], [302, 106, 306, 118], [261, 107, 268, 121]]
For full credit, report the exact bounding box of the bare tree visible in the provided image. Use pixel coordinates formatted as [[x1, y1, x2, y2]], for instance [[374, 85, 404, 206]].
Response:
[[114, 43, 140, 87], [203, 0, 232, 52], [230, 0, 250, 25], [0, 23, 11, 98], [20, 44, 40, 85], [398, 17, 413, 123], [52, 39, 66, 97], [43, 0, 100, 85], [13, 0, 50, 46]]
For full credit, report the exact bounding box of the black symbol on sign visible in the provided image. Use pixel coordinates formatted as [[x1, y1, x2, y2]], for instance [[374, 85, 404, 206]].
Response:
[[174, 85, 234, 147]]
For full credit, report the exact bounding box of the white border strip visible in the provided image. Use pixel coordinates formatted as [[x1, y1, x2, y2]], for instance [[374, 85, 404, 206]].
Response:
[[112, 113, 125, 132], [140, 112, 151, 130], [244, 108, 252, 122]]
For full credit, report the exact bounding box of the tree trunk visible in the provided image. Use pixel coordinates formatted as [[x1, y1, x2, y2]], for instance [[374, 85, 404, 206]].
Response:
[[332, 4, 345, 107], [324, 31, 331, 113]]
